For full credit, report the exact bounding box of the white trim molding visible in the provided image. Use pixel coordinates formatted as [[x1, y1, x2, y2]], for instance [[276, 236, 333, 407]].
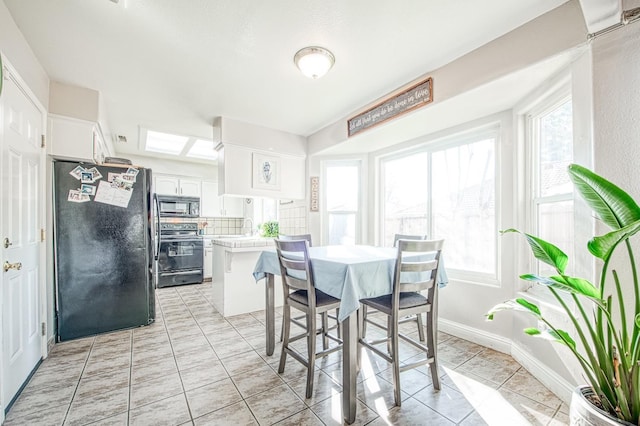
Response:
[[579, 0, 622, 34], [440, 318, 574, 405]]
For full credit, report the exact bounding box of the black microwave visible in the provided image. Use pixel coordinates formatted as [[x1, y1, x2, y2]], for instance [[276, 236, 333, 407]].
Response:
[[156, 195, 200, 218]]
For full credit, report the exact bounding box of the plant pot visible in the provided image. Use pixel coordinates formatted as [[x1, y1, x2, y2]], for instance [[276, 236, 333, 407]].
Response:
[[570, 385, 633, 425]]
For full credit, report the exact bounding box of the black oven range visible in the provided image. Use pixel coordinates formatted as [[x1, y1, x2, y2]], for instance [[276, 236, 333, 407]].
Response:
[[157, 222, 203, 288]]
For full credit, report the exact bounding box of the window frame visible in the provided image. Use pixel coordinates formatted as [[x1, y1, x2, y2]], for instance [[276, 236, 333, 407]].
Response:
[[321, 159, 363, 245], [524, 83, 575, 296], [377, 124, 500, 284]]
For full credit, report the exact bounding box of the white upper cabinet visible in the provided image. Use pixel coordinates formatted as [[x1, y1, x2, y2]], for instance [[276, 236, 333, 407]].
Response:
[[201, 180, 244, 217], [179, 178, 201, 197], [48, 115, 112, 164], [223, 196, 244, 217], [154, 175, 201, 197], [201, 181, 221, 217], [214, 117, 306, 200]]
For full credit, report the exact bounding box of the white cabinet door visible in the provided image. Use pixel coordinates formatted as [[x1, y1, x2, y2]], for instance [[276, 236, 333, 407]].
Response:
[[48, 115, 95, 162], [179, 178, 201, 197], [203, 247, 213, 279], [155, 175, 179, 195], [201, 181, 221, 217], [223, 196, 244, 217]]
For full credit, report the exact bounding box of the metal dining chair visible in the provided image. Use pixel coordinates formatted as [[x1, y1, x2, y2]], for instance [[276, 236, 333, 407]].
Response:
[[275, 239, 343, 398], [362, 233, 428, 342], [358, 238, 444, 407]]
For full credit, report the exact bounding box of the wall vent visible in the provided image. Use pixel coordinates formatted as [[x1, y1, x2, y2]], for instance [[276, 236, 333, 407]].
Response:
[[116, 135, 128, 143]]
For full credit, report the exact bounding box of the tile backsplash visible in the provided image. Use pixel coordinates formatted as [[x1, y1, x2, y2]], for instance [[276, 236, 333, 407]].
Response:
[[278, 200, 307, 236], [199, 217, 243, 235]]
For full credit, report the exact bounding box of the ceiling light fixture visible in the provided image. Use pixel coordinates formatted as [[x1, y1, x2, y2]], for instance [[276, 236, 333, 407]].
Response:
[[294, 46, 335, 79]]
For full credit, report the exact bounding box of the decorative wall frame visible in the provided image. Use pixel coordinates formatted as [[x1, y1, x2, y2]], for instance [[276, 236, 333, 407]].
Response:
[[310, 176, 319, 212], [252, 153, 280, 190]]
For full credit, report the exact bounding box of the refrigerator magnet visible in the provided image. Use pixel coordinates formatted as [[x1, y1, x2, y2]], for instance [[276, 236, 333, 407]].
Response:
[[67, 189, 83, 202], [80, 171, 94, 183], [80, 184, 96, 196], [87, 167, 103, 181], [69, 165, 85, 180], [125, 167, 139, 177]]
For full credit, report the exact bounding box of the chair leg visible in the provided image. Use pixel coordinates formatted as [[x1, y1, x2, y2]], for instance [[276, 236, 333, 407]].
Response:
[[387, 316, 392, 356], [361, 305, 368, 338], [356, 307, 362, 372], [278, 303, 291, 373], [416, 313, 425, 342], [321, 312, 329, 350], [426, 311, 440, 390], [306, 310, 317, 399], [279, 316, 284, 342], [336, 308, 341, 339], [391, 315, 401, 407]]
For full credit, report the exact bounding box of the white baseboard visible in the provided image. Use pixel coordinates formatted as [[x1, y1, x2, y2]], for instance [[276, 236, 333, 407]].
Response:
[[440, 318, 511, 354], [439, 318, 574, 405], [511, 342, 574, 404]]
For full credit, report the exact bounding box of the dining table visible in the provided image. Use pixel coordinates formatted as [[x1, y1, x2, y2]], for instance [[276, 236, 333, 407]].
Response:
[[252, 244, 447, 424]]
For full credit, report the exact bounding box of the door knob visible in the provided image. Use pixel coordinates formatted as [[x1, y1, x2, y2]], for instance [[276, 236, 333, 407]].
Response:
[[3, 261, 22, 272], [3, 237, 11, 249]]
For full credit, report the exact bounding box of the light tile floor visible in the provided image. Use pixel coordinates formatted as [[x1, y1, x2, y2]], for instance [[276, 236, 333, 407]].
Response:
[[4, 283, 570, 425]]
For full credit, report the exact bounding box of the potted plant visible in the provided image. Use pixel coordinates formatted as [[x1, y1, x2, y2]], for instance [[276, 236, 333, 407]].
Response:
[[260, 220, 279, 238], [487, 164, 640, 425]]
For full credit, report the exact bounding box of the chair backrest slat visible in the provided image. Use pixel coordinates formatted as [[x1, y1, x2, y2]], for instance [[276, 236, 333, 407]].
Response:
[[393, 239, 444, 307], [393, 234, 427, 247], [275, 239, 316, 301], [279, 234, 313, 247]]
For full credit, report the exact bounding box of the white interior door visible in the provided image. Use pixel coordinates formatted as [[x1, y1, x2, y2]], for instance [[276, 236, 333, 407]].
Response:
[[1, 67, 43, 408]]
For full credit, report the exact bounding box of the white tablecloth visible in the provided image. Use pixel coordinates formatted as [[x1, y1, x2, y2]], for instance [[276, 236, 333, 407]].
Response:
[[253, 245, 447, 321]]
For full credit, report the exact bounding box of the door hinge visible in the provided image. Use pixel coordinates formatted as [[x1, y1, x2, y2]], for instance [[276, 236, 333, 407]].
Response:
[[40, 228, 46, 242], [41, 322, 46, 336], [41, 134, 45, 148]]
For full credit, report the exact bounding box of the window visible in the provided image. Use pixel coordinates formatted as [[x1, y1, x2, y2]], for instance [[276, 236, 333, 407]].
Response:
[[381, 152, 429, 246], [252, 197, 278, 225], [432, 138, 496, 275], [324, 161, 360, 245], [529, 97, 574, 277], [380, 127, 497, 279]]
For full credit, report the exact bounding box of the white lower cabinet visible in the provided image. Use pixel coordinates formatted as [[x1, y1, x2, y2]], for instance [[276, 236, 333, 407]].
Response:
[[203, 247, 213, 280]]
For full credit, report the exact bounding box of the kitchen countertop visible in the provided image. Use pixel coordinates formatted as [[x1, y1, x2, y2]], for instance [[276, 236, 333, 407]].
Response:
[[210, 235, 275, 249]]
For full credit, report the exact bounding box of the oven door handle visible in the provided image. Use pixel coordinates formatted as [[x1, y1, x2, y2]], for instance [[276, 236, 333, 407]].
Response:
[[160, 270, 201, 276]]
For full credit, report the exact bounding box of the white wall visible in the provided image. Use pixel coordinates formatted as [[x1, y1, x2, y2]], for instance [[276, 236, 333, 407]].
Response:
[[307, 0, 587, 156], [0, 2, 48, 107], [590, 21, 640, 383]]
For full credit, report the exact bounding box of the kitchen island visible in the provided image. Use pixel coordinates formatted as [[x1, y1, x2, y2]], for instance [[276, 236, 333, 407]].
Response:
[[211, 236, 283, 317]]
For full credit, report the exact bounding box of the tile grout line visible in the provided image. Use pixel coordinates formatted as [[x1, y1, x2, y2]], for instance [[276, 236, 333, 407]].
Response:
[[189, 284, 263, 425]]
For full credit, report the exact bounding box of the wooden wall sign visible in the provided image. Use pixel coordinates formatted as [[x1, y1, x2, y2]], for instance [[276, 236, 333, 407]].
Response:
[[347, 77, 433, 137]]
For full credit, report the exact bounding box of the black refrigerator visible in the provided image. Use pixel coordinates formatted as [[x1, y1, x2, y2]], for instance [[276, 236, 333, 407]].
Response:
[[53, 160, 156, 341]]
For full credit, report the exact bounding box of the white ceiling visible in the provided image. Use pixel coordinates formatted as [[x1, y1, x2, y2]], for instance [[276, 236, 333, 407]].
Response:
[[3, 0, 573, 160]]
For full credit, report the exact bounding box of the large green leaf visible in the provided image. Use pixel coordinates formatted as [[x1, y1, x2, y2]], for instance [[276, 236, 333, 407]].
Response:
[[502, 229, 568, 273], [568, 164, 640, 230], [520, 274, 601, 300], [486, 298, 541, 320], [523, 328, 576, 349], [552, 275, 601, 299], [588, 219, 640, 260]]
